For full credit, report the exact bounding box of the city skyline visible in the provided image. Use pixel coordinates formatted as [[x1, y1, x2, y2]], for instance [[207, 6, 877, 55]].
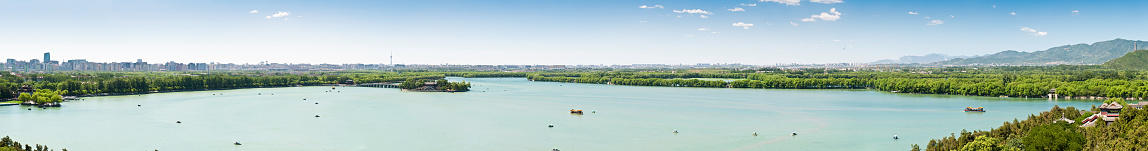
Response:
[[1, 0, 1146, 65]]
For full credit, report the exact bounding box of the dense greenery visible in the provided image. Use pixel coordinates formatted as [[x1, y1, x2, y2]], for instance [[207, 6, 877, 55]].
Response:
[[519, 67, 1148, 98], [397, 78, 471, 91], [917, 98, 1148, 151], [0, 136, 65, 151], [1104, 49, 1148, 69], [0, 71, 449, 98], [16, 89, 62, 104]]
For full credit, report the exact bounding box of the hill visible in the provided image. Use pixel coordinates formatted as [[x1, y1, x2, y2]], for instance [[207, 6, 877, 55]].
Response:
[[1103, 49, 1148, 69], [936, 39, 1146, 66]]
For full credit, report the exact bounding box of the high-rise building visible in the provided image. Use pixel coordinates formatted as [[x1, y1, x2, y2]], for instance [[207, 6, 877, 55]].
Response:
[[5, 59, 13, 70], [43, 52, 50, 63]]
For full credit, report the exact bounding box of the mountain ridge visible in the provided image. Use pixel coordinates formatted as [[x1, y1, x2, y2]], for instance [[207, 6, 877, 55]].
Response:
[[934, 39, 1146, 66]]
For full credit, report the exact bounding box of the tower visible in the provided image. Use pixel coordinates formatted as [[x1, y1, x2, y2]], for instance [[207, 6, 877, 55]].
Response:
[[389, 52, 393, 66], [43, 52, 50, 62]]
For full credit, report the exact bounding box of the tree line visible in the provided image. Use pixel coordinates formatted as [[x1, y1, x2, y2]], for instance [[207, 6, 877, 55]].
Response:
[[0, 71, 452, 98]]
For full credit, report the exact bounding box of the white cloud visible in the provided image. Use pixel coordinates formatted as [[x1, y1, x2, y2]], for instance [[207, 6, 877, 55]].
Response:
[[728, 7, 746, 12], [711, 31, 718, 34], [800, 18, 816, 22], [907, 12, 918, 15], [673, 9, 712, 14], [269, 11, 290, 18], [732, 22, 754, 29], [832, 40, 841, 42], [700, 15, 709, 18], [992, 5, 996, 8], [698, 28, 709, 31], [1010, 12, 1016, 15], [1071, 10, 1079, 15], [1020, 27, 1036, 32], [639, 21, 648, 23], [924, 16, 930, 19], [950, 15, 955, 18], [249, 10, 258, 13], [808, 8, 842, 21], [284, 18, 289, 21], [761, 0, 800, 6], [810, 0, 844, 4], [740, 3, 757, 6], [1020, 27, 1048, 36], [265, 16, 271, 19], [927, 20, 943, 25], [639, 5, 664, 9], [790, 22, 799, 26]]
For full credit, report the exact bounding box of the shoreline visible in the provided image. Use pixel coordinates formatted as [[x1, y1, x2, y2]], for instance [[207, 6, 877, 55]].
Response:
[[71, 84, 348, 98], [528, 80, 1133, 101]]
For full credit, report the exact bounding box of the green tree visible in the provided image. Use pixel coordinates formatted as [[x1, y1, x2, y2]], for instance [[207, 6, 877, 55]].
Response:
[[958, 136, 999, 151], [1023, 123, 1084, 151], [17, 93, 31, 103]]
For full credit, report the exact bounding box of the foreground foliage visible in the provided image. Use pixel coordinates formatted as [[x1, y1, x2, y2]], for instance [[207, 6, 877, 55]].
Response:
[[917, 99, 1148, 151], [0, 136, 65, 151]]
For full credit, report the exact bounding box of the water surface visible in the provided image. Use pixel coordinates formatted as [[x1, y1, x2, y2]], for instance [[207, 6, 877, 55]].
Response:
[[1, 77, 1099, 150]]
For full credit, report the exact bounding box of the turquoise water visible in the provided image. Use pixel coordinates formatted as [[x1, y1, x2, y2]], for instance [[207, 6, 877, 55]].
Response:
[[1, 77, 1099, 151]]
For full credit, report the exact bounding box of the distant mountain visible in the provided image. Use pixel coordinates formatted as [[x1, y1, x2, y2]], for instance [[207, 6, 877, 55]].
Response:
[[872, 53, 976, 64], [937, 39, 1147, 66], [1103, 49, 1148, 69]]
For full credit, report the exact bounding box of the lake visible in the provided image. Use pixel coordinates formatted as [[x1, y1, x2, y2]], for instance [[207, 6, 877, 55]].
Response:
[[0, 77, 1100, 151]]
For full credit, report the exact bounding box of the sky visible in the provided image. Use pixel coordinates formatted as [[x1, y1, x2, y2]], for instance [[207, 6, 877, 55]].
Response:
[[1, 0, 1146, 65]]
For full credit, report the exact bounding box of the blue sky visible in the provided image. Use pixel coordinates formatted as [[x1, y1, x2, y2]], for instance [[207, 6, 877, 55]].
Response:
[[1, 0, 1145, 65]]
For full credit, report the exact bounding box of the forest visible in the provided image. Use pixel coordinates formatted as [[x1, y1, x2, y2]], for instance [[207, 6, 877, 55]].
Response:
[[518, 66, 1148, 99], [0, 71, 449, 99], [5, 66, 1148, 99]]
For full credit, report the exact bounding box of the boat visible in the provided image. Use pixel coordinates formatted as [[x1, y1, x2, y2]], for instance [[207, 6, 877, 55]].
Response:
[[570, 109, 583, 114], [964, 107, 986, 112], [234, 142, 242, 145]]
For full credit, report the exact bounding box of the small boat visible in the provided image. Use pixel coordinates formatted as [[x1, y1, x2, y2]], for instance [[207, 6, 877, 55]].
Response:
[[964, 107, 986, 112], [315, 102, 319, 104], [673, 129, 679, 133], [791, 132, 797, 136], [138, 104, 141, 107], [176, 121, 182, 124], [753, 132, 758, 136], [893, 135, 899, 139], [570, 109, 583, 114], [591, 110, 596, 113], [315, 115, 321, 117], [234, 142, 242, 145], [548, 124, 554, 128]]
